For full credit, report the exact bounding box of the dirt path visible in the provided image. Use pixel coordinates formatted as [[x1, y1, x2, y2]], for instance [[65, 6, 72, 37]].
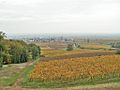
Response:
[[12, 61, 33, 87], [1, 82, 120, 90], [5, 61, 37, 90]]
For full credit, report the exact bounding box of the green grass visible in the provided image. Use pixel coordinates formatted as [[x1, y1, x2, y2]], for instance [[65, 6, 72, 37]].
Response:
[[21, 73, 120, 88], [0, 71, 20, 86], [0, 62, 33, 86]]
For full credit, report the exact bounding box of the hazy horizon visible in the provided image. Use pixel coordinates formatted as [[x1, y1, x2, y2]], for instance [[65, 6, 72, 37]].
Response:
[[0, 0, 120, 34], [7, 32, 120, 39], [6, 32, 120, 35]]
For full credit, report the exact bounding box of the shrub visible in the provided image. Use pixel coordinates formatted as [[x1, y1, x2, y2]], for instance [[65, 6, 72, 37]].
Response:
[[29, 44, 41, 60], [115, 50, 120, 54], [66, 44, 73, 51], [0, 57, 3, 68]]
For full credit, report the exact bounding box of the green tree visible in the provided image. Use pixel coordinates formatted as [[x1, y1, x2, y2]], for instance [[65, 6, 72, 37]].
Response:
[[0, 31, 6, 67], [31, 46, 39, 60], [0, 57, 3, 68], [0, 31, 6, 40], [10, 46, 28, 64], [0, 44, 3, 67], [20, 47, 28, 63], [29, 44, 41, 60], [77, 44, 81, 48], [112, 42, 120, 48], [115, 50, 120, 54], [66, 44, 73, 51], [2, 53, 11, 64], [0, 31, 40, 66], [10, 46, 20, 63]]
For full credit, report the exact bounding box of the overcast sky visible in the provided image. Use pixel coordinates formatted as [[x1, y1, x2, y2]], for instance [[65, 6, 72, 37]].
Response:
[[0, 0, 120, 34]]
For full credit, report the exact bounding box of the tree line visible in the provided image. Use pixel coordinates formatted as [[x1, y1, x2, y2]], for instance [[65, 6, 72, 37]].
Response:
[[0, 32, 41, 68]]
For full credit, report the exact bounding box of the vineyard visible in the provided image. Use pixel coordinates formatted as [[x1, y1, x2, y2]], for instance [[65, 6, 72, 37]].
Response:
[[80, 43, 111, 50], [30, 55, 120, 82], [41, 48, 111, 57]]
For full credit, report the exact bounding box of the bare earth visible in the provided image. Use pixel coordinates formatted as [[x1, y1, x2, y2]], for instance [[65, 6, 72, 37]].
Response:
[[41, 52, 113, 61], [0, 82, 120, 90]]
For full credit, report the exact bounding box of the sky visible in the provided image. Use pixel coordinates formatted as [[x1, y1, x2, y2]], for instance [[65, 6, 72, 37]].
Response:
[[0, 0, 120, 35]]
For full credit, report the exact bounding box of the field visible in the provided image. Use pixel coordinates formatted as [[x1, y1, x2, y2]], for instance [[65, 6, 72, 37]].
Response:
[[41, 44, 112, 57], [41, 48, 110, 57], [80, 43, 111, 50], [20, 55, 120, 88], [31, 55, 120, 81], [1, 40, 120, 90], [19, 41, 120, 89]]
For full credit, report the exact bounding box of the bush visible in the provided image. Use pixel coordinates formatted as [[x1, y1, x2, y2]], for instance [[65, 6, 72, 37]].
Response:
[[115, 50, 120, 54], [77, 45, 81, 48], [0, 32, 41, 66], [29, 44, 41, 60], [0, 57, 3, 68], [112, 42, 120, 48], [10, 46, 28, 64], [66, 44, 73, 51], [3, 53, 11, 64]]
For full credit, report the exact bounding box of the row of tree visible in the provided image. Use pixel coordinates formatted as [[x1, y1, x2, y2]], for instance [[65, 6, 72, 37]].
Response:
[[0, 32, 41, 68], [112, 42, 120, 48]]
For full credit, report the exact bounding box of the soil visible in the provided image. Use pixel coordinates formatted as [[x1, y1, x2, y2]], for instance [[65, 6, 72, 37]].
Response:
[[41, 52, 114, 61], [0, 82, 120, 90]]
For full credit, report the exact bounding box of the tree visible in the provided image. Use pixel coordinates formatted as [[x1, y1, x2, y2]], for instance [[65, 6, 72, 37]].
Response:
[[66, 44, 73, 51], [0, 31, 41, 66], [0, 31, 6, 67], [0, 57, 3, 68], [31, 46, 39, 60], [0, 43, 5, 52], [37, 46, 41, 57], [112, 42, 120, 48], [0, 44, 3, 67], [2, 53, 11, 64], [20, 47, 28, 63], [10, 45, 28, 64], [115, 50, 120, 54], [10, 46, 20, 63], [29, 44, 41, 60], [77, 44, 81, 48], [0, 31, 6, 40]]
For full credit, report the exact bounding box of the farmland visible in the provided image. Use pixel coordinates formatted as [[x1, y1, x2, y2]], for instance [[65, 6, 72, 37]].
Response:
[[21, 55, 120, 88], [1, 0, 120, 89], [17, 38, 120, 89], [1, 34, 120, 90], [41, 48, 111, 57], [19, 38, 120, 89], [31, 55, 120, 81]]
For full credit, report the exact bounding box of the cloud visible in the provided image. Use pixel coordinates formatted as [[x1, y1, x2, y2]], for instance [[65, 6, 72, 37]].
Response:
[[0, 0, 46, 5], [0, 0, 120, 34], [0, 17, 34, 21]]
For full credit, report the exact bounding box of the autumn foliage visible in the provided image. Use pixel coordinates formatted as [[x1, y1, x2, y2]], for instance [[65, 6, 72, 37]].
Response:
[[29, 55, 120, 81]]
